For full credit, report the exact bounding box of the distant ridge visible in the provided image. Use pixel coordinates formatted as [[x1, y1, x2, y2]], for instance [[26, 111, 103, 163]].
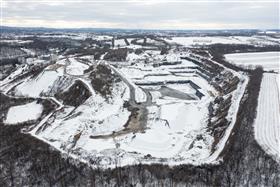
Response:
[[1, 25, 279, 34]]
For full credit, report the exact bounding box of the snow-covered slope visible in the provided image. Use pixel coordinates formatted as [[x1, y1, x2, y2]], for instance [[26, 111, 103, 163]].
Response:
[[14, 69, 63, 97], [34, 81, 130, 151], [66, 58, 89, 76]]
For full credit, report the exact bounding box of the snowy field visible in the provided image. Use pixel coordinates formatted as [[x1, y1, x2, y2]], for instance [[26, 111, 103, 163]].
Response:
[[114, 39, 127, 47], [5, 101, 43, 124], [226, 51, 280, 162], [66, 58, 89, 76], [15, 69, 63, 97], [167, 36, 279, 47], [225, 52, 280, 72], [254, 73, 280, 162]]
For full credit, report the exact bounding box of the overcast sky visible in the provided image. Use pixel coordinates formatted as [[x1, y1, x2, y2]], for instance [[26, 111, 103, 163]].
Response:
[[1, 0, 279, 29]]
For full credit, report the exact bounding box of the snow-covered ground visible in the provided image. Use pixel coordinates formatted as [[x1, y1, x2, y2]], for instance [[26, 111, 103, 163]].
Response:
[[168, 36, 241, 46], [126, 52, 149, 62], [33, 81, 131, 158], [114, 39, 127, 47], [5, 101, 43, 124], [118, 103, 211, 160], [0, 39, 33, 44], [0, 35, 251, 168], [254, 73, 280, 162], [225, 52, 280, 72], [167, 36, 279, 47], [0, 64, 28, 87], [21, 48, 36, 56], [90, 51, 248, 167], [226, 51, 280, 162], [66, 58, 89, 76], [93, 35, 113, 41], [12, 50, 223, 167], [37, 33, 88, 40], [15, 69, 63, 97], [126, 99, 212, 160]]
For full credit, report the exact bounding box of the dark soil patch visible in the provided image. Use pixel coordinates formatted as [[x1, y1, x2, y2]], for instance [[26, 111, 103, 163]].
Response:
[[90, 64, 119, 98], [55, 80, 91, 107]]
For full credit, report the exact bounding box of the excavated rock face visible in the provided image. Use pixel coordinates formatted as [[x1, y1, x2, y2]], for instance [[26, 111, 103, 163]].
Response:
[[55, 80, 91, 107], [89, 64, 120, 98]]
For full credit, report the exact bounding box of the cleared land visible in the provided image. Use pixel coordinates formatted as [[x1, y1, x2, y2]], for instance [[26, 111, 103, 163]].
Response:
[[225, 51, 280, 72], [5, 101, 43, 124], [226, 51, 280, 162], [167, 36, 279, 47], [254, 73, 280, 161]]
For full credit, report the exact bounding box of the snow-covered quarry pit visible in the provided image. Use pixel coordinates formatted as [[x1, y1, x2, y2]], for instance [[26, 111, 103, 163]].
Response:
[[3, 34, 267, 169], [0, 48, 249, 168], [32, 51, 247, 167]]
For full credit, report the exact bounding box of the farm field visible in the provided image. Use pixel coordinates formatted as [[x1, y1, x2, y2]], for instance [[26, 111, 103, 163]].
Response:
[[167, 36, 280, 47], [226, 51, 280, 162], [254, 73, 280, 162], [225, 52, 280, 72]]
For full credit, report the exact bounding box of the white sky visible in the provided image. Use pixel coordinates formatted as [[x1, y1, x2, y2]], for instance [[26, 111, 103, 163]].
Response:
[[1, 0, 279, 29]]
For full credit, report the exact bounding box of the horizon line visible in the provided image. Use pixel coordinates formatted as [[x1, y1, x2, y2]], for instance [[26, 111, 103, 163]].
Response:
[[1, 25, 279, 31]]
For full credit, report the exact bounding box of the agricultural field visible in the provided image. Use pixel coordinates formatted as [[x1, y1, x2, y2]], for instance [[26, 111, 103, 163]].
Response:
[[225, 51, 280, 162], [225, 51, 280, 72], [254, 73, 280, 162], [167, 36, 280, 47]]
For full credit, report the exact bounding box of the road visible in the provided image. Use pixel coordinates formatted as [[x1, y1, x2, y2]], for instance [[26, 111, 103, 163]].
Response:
[[90, 63, 153, 139]]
